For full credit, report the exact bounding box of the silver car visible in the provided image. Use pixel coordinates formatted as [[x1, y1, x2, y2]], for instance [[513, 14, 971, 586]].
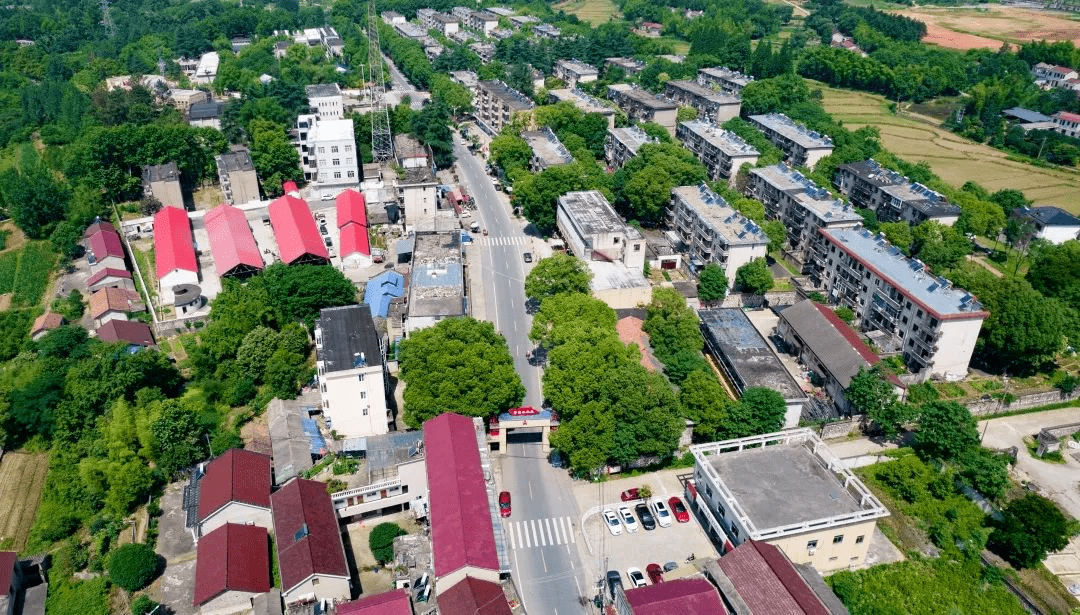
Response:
[[603, 509, 622, 536], [618, 506, 639, 533]]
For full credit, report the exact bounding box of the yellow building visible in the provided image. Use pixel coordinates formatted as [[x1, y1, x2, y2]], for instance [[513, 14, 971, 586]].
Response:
[[689, 428, 889, 573]]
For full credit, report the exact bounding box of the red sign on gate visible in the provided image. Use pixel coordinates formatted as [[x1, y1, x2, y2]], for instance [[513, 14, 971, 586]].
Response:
[[507, 406, 540, 416]]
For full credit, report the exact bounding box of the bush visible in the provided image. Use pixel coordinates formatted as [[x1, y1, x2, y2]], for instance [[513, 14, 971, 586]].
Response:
[[46, 578, 110, 615], [107, 543, 159, 592], [130, 595, 160, 615], [369, 522, 406, 564], [989, 494, 1079, 569]]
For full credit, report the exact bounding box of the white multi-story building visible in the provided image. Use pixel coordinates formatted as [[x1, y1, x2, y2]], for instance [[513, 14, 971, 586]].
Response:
[[605, 126, 656, 168], [306, 83, 343, 120], [669, 184, 768, 286], [676, 120, 759, 187], [834, 159, 960, 226], [553, 59, 599, 88], [548, 88, 616, 128], [330, 431, 429, 520], [533, 24, 561, 39], [748, 113, 834, 168], [697, 66, 754, 95], [294, 114, 359, 196], [315, 304, 391, 438], [466, 10, 499, 33], [522, 127, 574, 172], [817, 227, 988, 380], [663, 80, 741, 123], [1011, 206, 1080, 245], [605, 57, 645, 76], [474, 80, 534, 136], [1032, 62, 1079, 88], [608, 84, 678, 134]]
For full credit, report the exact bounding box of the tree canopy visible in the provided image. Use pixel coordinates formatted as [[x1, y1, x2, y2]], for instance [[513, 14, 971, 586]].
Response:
[[697, 263, 729, 304], [734, 258, 773, 295], [989, 494, 1079, 569], [524, 253, 593, 299]]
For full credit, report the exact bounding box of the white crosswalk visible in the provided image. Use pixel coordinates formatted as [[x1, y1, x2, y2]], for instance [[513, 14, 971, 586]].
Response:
[[504, 516, 577, 550], [473, 236, 530, 246]]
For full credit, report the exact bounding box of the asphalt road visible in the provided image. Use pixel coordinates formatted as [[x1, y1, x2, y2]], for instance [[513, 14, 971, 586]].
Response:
[[382, 53, 426, 110], [453, 134, 590, 614]]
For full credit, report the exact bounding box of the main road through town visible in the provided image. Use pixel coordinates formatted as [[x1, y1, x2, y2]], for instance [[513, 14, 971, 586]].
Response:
[[453, 133, 592, 615]]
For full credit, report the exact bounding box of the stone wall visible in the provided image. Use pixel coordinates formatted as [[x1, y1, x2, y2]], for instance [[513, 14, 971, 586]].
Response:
[[153, 314, 209, 338], [966, 389, 1079, 416], [818, 417, 864, 439]]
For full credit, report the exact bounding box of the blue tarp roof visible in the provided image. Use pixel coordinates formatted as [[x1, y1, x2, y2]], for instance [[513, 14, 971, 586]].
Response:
[[364, 270, 406, 317], [301, 416, 328, 455]]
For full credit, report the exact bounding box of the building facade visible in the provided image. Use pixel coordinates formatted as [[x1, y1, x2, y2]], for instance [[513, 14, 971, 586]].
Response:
[[697, 66, 754, 95], [553, 59, 599, 87], [522, 127, 573, 172], [215, 149, 261, 205], [607, 84, 677, 134], [669, 184, 768, 287], [315, 304, 391, 438], [663, 80, 741, 123], [748, 113, 834, 168], [1011, 205, 1080, 245], [676, 120, 759, 186], [306, 83, 344, 120], [548, 88, 616, 128], [605, 126, 655, 168], [834, 160, 960, 226], [294, 115, 360, 195], [474, 80, 535, 136], [142, 162, 184, 208]]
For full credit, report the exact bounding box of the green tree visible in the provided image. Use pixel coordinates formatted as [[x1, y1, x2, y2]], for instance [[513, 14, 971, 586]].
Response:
[[152, 399, 208, 477], [879, 221, 914, 253], [524, 253, 593, 299], [724, 387, 786, 438], [251, 263, 357, 325], [957, 447, 1010, 500], [530, 293, 617, 348], [264, 348, 305, 399], [762, 219, 787, 253], [399, 318, 525, 427], [515, 160, 610, 235], [989, 494, 1079, 569], [108, 543, 159, 591], [911, 221, 971, 271], [614, 143, 707, 225], [1026, 240, 1080, 313], [249, 118, 301, 197], [734, 258, 773, 295], [0, 163, 70, 239], [913, 401, 978, 463], [489, 132, 532, 177], [697, 263, 729, 304], [550, 401, 616, 474], [679, 370, 731, 441], [978, 277, 1068, 372], [847, 365, 899, 430], [235, 326, 280, 382], [368, 522, 406, 564]]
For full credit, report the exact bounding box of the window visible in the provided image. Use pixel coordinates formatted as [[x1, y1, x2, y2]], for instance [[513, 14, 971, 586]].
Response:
[[312, 579, 320, 586], [360, 391, 366, 399], [363, 408, 368, 416], [731, 526, 739, 539], [331, 145, 339, 153], [332, 172, 340, 179], [634, 244, 641, 251], [807, 540, 818, 549], [318, 147, 326, 153], [357, 374, 364, 382], [833, 534, 844, 544], [346, 158, 353, 165], [319, 159, 327, 166], [324, 400, 330, 408], [332, 158, 340, 166], [347, 170, 356, 178], [856, 535, 865, 544]]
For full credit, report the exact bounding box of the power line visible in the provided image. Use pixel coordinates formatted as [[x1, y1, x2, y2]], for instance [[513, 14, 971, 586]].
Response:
[[367, 3, 394, 162]]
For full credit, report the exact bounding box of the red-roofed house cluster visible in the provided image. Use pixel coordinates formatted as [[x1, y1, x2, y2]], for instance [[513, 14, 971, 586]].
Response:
[[269, 181, 329, 266], [77, 219, 156, 348]]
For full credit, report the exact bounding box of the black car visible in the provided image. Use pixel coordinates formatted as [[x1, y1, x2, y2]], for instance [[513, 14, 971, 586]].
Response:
[[523, 251, 533, 263], [606, 570, 623, 600], [635, 502, 656, 530]]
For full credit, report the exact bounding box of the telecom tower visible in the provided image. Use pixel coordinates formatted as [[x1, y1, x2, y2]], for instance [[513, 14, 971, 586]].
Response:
[[367, 3, 394, 162], [100, 0, 116, 38]]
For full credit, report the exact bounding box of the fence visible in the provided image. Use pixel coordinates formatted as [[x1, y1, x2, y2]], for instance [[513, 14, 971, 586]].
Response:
[[153, 313, 209, 337]]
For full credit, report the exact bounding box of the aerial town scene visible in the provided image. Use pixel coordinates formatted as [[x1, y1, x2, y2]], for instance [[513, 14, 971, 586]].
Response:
[[1, 0, 1080, 614]]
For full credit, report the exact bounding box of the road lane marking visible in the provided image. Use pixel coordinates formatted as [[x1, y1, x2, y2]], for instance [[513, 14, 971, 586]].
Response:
[[544, 518, 553, 544], [522, 521, 530, 548], [508, 523, 516, 549], [567, 517, 576, 543]]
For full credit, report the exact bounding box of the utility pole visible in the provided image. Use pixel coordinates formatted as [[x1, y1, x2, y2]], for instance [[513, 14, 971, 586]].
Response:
[[100, 0, 116, 38], [367, 3, 394, 163]]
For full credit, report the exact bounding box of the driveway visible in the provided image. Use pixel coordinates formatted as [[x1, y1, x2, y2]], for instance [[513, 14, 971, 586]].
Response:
[[151, 481, 197, 615]]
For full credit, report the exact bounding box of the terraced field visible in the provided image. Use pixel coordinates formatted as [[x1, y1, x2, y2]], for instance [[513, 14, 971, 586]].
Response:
[[0, 451, 49, 551], [553, 0, 620, 25]]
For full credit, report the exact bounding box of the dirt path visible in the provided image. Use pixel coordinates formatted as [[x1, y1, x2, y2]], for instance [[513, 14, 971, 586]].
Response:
[[965, 254, 1004, 278]]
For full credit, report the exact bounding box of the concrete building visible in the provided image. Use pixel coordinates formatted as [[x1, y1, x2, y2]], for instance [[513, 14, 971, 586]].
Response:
[[697, 66, 754, 95], [407, 232, 466, 333], [294, 115, 360, 195], [1032, 62, 1079, 88], [669, 184, 768, 286], [689, 429, 889, 572], [449, 70, 479, 89], [509, 14, 539, 27], [89, 287, 142, 327], [699, 308, 808, 427], [142, 162, 184, 208], [306, 83, 344, 120], [474, 80, 535, 136], [315, 304, 390, 438], [193, 51, 220, 84], [553, 59, 599, 88], [548, 88, 616, 128], [215, 149, 261, 206], [271, 479, 351, 605], [87, 268, 134, 293], [748, 114, 834, 168], [394, 21, 431, 44], [97, 319, 154, 347], [777, 299, 906, 416], [381, 11, 406, 25], [469, 42, 496, 64], [663, 80, 741, 123], [817, 227, 988, 380], [605, 126, 656, 168], [85, 220, 127, 271], [331, 431, 428, 519], [557, 191, 650, 309], [418, 9, 460, 36], [30, 312, 64, 341], [833, 160, 960, 226], [193, 523, 271, 615], [533, 24, 561, 39], [187, 100, 224, 130], [466, 10, 499, 33], [192, 449, 273, 538], [169, 89, 208, 112], [676, 120, 759, 186], [394, 134, 430, 170], [1011, 205, 1080, 244], [522, 127, 574, 171], [748, 164, 861, 270], [605, 57, 645, 76], [397, 167, 439, 228], [607, 84, 677, 134], [1051, 110, 1080, 138]]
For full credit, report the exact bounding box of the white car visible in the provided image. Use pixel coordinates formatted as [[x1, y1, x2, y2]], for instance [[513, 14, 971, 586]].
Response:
[[626, 567, 647, 588], [618, 506, 638, 533], [602, 509, 622, 536], [651, 499, 673, 528]]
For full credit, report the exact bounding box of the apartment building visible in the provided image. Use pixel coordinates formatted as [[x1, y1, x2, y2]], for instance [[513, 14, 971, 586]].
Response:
[[697, 66, 754, 95], [1011, 205, 1080, 245], [521, 127, 574, 172], [663, 80, 741, 123], [469, 42, 496, 63], [306, 83, 343, 120], [748, 163, 861, 270], [417, 9, 460, 36], [553, 59, 599, 88], [142, 162, 184, 207], [509, 14, 539, 27], [474, 80, 535, 135], [1032, 62, 1078, 88], [605, 126, 656, 168], [533, 24, 561, 39], [548, 88, 616, 128], [748, 113, 834, 168], [676, 120, 759, 186], [1052, 111, 1080, 138], [315, 304, 391, 438], [605, 57, 645, 76], [294, 114, 360, 194], [215, 149, 261, 205], [466, 10, 499, 34], [834, 159, 960, 226], [331, 431, 428, 520], [607, 84, 677, 134], [669, 184, 768, 287], [817, 227, 988, 380]]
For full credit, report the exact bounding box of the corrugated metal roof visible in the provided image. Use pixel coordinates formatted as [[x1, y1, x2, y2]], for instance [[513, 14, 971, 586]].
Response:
[[205, 204, 264, 278], [336, 189, 368, 228], [339, 223, 371, 259], [88, 228, 126, 261], [153, 205, 199, 278], [193, 523, 271, 606], [268, 194, 328, 264]]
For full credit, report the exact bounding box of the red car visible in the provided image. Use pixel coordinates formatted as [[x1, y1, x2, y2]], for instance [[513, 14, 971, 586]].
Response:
[[499, 491, 511, 517], [668, 496, 690, 523], [620, 488, 641, 501], [646, 563, 664, 585]]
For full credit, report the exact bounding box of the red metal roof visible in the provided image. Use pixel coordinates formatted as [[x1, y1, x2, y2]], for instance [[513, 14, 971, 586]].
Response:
[[270, 478, 349, 593], [339, 223, 371, 259], [193, 523, 271, 606], [268, 194, 329, 265], [624, 577, 725, 615], [810, 302, 904, 389], [97, 319, 154, 347], [336, 588, 412, 615], [153, 206, 198, 279], [197, 449, 272, 521], [31, 312, 64, 335], [438, 577, 511, 615], [0, 551, 16, 592], [1055, 111, 1080, 123], [336, 189, 367, 228], [283, 180, 299, 195], [717, 541, 829, 615], [86, 268, 132, 287], [205, 204, 264, 278], [88, 228, 125, 261], [84, 220, 116, 238], [423, 414, 499, 578]]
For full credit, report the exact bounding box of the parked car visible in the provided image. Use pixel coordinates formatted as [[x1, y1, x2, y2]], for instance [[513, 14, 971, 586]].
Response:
[[668, 497, 690, 523], [620, 488, 641, 501], [606, 570, 623, 600], [646, 563, 664, 585], [602, 509, 622, 536], [626, 567, 647, 588], [635, 503, 656, 531], [618, 506, 638, 533], [651, 499, 673, 528], [324, 236, 333, 247], [549, 449, 566, 468], [523, 252, 532, 263], [498, 491, 511, 517]]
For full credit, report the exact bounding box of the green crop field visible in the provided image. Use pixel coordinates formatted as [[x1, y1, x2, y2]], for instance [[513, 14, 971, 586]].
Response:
[[554, 0, 620, 25], [11, 242, 57, 308], [0, 251, 18, 295]]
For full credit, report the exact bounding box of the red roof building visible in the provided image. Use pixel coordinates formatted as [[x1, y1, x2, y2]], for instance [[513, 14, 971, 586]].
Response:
[[423, 414, 500, 588], [153, 205, 199, 283], [86, 267, 134, 292], [336, 588, 412, 615], [205, 204, 264, 279], [89, 287, 143, 326], [193, 523, 271, 607], [30, 312, 65, 341], [336, 189, 368, 228], [620, 577, 725, 615], [339, 222, 371, 263], [86, 226, 126, 270], [97, 319, 154, 347], [268, 193, 329, 265], [715, 541, 833, 615], [271, 478, 350, 604], [84, 220, 117, 238], [197, 449, 273, 535], [439, 577, 511, 615], [0, 551, 17, 594]]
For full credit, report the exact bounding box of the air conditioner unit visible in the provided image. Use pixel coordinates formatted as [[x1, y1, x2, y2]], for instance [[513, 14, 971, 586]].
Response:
[[808, 548, 816, 556]]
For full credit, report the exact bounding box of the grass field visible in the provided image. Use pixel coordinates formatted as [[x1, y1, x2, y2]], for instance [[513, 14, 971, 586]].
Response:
[[815, 82, 1080, 213], [11, 242, 57, 308], [553, 0, 620, 25], [0, 451, 49, 551], [895, 5, 1080, 49]]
